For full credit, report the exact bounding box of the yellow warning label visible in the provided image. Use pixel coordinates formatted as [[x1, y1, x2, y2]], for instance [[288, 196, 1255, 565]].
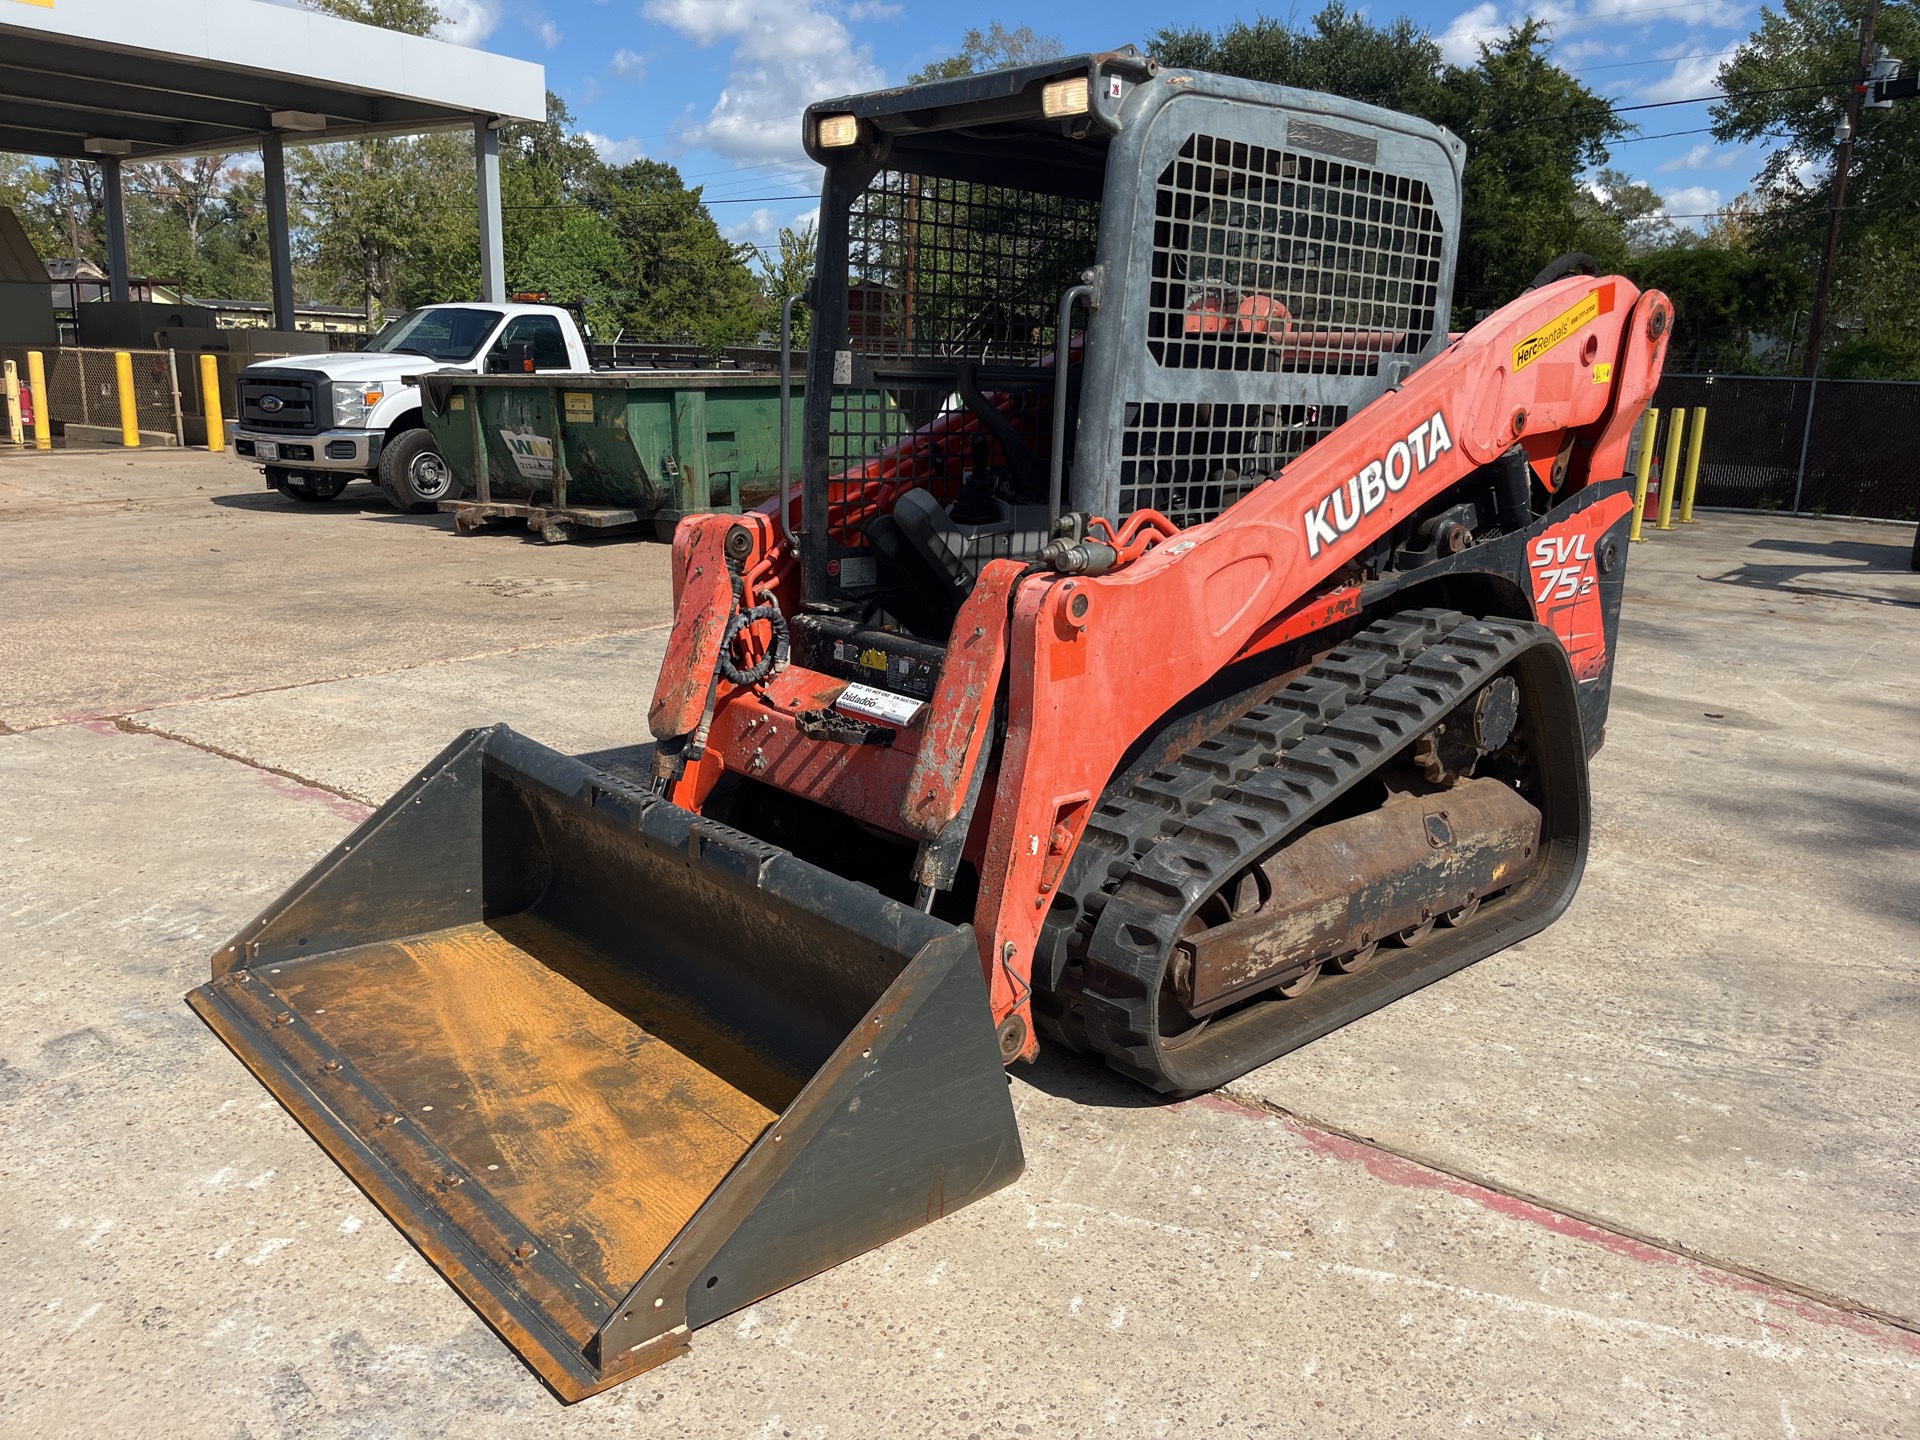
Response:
[[563, 391, 594, 423], [1592, 361, 1614, 384], [859, 647, 888, 671], [1513, 291, 1600, 372], [449, 393, 466, 410]]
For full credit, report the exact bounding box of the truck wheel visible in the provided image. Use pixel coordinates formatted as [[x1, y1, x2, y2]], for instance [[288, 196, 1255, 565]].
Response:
[[379, 429, 456, 513]]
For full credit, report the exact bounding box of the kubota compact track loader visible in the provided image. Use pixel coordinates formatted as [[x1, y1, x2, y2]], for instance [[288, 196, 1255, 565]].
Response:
[[190, 48, 1669, 1400]]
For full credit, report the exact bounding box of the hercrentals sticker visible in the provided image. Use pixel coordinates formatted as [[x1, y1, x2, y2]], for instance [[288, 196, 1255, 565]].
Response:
[[1513, 285, 1612, 372], [1303, 410, 1453, 559]]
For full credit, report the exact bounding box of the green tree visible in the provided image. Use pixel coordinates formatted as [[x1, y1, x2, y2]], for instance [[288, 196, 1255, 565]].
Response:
[[910, 23, 1064, 83], [1627, 238, 1802, 370], [1153, 4, 1446, 116], [293, 132, 475, 312], [1432, 23, 1629, 317], [761, 220, 818, 343], [500, 94, 625, 334], [1150, 9, 1631, 324], [1712, 0, 1920, 375], [1582, 168, 1682, 260], [300, 0, 439, 32], [288, 0, 466, 314], [589, 160, 760, 350], [0, 156, 63, 261]]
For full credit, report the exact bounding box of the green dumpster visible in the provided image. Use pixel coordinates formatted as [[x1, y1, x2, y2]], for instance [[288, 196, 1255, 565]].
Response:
[[418, 370, 900, 544]]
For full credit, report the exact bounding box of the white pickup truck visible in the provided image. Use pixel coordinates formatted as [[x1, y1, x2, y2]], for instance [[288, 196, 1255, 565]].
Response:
[[233, 301, 592, 510]]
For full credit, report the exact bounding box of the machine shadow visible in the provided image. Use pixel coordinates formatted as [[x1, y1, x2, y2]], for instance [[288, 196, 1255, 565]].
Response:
[[1700, 559, 1920, 608], [1015, 1045, 1180, 1112], [1744, 535, 1911, 569], [206, 489, 449, 526]]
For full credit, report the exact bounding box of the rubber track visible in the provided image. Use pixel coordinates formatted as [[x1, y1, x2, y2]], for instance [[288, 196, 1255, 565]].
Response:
[[1041, 609, 1558, 1094]]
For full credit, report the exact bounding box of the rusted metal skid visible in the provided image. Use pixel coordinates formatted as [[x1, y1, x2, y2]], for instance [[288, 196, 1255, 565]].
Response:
[[441, 497, 642, 545], [186, 726, 1022, 1401], [1174, 778, 1541, 1016]]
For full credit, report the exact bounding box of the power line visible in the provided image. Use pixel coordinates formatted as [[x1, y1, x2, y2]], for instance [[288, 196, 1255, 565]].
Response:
[[1565, 48, 1740, 76], [502, 193, 815, 211], [1609, 81, 1839, 114]]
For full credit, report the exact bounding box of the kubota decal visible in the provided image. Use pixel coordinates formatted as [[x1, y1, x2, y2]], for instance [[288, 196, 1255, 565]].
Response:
[[1302, 411, 1453, 559]]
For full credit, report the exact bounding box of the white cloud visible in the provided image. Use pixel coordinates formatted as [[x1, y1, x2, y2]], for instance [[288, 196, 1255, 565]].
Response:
[[1659, 142, 1744, 171], [845, 1, 904, 17], [1433, 1, 1751, 70], [583, 132, 647, 165], [1559, 39, 1626, 63], [434, 0, 501, 46], [1661, 143, 1715, 169], [1661, 184, 1722, 224], [1438, 4, 1502, 66], [610, 49, 649, 80], [1637, 50, 1727, 103], [724, 206, 784, 245], [643, 0, 885, 162], [1585, 0, 1747, 27], [533, 17, 561, 49], [722, 202, 823, 267]]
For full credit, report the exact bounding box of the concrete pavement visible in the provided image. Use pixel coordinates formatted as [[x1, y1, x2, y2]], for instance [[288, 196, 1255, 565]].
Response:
[[1, 450, 1915, 1437]]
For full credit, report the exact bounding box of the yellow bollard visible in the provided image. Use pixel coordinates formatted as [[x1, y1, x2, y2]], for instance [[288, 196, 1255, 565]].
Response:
[[199, 353, 225, 453], [1657, 406, 1686, 532], [27, 350, 51, 450], [3, 360, 20, 447], [1679, 407, 1707, 524], [115, 350, 140, 447], [1629, 406, 1659, 542]]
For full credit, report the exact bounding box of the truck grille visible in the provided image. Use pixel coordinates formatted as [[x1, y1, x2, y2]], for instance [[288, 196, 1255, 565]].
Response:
[[239, 372, 326, 434]]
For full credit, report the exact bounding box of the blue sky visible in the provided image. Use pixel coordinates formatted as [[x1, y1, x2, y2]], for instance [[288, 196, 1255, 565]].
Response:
[[431, 0, 1767, 263]]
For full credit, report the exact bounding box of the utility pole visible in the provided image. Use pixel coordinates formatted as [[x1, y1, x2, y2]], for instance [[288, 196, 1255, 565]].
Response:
[[1803, 0, 1881, 377]]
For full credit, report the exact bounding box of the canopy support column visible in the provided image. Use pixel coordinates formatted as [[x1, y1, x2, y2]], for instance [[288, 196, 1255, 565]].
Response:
[[101, 156, 128, 302], [262, 131, 295, 331], [476, 118, 504, 303]]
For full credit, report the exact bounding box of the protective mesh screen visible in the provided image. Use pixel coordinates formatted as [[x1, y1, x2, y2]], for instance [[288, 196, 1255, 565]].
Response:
[[845, 171, 1100, 361], [1149, 133, 1444, 374], [826, 383, 1060, 544], [1118, 400, 1348, 528]]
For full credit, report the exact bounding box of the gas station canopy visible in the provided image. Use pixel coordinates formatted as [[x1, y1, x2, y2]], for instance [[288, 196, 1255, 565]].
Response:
[[0, 0, 546, 311]]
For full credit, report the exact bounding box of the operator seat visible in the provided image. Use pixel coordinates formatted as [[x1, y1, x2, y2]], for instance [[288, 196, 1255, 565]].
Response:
[[892, 486, 1052, 604]]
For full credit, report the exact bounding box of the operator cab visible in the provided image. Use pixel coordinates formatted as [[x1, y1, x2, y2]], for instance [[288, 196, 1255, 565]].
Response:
[[794, 48, 1463, 658]]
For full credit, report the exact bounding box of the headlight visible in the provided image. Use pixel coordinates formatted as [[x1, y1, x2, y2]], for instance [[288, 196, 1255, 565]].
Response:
[[1041, 77, 1090, 118], [815, 114, 860, 148], [330, 383, 384, 427]]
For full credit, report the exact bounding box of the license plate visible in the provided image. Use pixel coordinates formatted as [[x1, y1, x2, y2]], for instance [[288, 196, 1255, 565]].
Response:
[[255, 441, 278, 461]]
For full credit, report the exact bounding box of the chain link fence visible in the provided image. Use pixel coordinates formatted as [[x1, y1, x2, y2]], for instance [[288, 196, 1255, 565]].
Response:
[[1651, 374, 1920, 522], [0, 345, 298, 447]]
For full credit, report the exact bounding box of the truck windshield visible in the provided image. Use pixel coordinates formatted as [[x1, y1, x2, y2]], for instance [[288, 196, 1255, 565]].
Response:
[[364, 307, 505, 363]]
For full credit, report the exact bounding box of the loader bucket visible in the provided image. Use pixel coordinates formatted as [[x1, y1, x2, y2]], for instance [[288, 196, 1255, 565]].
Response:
[[186, 726, 1023, 1401]]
